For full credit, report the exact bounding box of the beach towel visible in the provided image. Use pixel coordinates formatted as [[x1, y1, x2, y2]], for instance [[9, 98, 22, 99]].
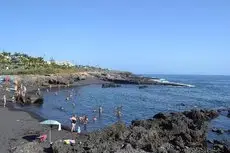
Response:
[[64, 139, 75, 145], [37, 134, 47, 142]]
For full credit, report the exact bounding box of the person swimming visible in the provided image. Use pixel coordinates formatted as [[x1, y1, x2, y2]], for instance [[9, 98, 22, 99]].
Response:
[[115, 106, 122, 118], [99, 106, 103, 114], [93, 117, 97, 122], [66, 97, 70, 101], [116, 110, 122, 118], [83, 116, 88, 130], [84, 116, 89, 125], [79, 116, 84, 123], [60, 106, 64, 111]]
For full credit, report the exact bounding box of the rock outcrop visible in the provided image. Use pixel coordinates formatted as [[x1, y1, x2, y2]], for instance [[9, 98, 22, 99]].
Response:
[[102, 83, 121, 88], [52, 109, 219, 153], [90, 72, 194, 87], [138, 85, 148, 89], [15, 94, 43, 105], [208, 139, 230, 153]]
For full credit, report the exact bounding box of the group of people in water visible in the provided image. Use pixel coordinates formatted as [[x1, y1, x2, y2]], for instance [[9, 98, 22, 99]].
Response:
[[70, 114, 89, 132], [69, 104, 123, 133]]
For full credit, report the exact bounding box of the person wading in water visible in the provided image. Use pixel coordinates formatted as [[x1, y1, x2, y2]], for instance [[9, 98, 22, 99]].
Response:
[[70, 115, 77, 132]]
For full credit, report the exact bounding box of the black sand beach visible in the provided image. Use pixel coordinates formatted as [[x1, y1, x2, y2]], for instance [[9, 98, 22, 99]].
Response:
[[0, 76, 107, 153]]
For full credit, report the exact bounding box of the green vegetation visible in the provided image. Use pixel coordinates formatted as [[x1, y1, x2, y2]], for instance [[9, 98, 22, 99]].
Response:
[[0, 51, 108, 75]]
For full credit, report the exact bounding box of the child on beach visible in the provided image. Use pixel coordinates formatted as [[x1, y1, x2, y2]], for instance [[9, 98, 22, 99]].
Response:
[[3, 95, 6, 107], [12, 96, 15, 103], [77, 126, 81, 134], [37, 88, 41, 96]]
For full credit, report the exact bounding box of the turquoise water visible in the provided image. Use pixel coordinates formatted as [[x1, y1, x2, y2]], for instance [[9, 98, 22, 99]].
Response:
[[24, 75, 230, 134]]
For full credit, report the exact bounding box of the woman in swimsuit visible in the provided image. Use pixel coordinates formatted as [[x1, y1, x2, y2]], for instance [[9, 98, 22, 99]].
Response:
[[70, 115, 77, 132]]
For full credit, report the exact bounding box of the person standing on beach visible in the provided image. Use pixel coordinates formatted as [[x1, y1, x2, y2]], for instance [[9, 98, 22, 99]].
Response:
[[23, 85, 27, 94], [37, 88, 41, 96], [77, 126, 81, 134], [70, 115, 77, 132], [12, 96, 15, 103], [3, 95, 6, 107], [20, 85, 27, 98]]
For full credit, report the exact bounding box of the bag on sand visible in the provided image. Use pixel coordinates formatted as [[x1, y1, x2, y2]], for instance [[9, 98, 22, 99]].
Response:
[[64, 139, 75, 145]]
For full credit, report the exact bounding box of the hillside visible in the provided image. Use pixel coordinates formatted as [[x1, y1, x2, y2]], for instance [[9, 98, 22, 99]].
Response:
[[0, 51, 109, 75]]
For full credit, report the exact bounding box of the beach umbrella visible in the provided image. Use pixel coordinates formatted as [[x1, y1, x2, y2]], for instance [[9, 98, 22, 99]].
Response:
[[40, 120, 61, 144]]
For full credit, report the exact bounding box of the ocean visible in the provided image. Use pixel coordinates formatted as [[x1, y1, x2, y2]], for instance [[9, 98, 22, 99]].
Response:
[[20, 75, 230, 140]]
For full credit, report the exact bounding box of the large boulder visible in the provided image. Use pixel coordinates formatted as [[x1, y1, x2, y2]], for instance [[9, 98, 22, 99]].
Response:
[[16, 94, 43, 105]]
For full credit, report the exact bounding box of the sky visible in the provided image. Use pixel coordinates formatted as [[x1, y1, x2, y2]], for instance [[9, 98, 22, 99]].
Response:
[[0, 0, 230, 75]]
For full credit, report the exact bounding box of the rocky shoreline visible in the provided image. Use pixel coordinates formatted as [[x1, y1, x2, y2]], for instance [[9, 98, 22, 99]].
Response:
[[3, 72, 229, 153], [51, 109, 223, 153], [10, 109, 230, 153], [1, 71, 194, 105], [90, 71, 194, 87]]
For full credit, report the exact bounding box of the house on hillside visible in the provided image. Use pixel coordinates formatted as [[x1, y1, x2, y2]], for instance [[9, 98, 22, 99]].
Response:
[[55, 61, 74, 67], [11, 56, 21, 64]]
